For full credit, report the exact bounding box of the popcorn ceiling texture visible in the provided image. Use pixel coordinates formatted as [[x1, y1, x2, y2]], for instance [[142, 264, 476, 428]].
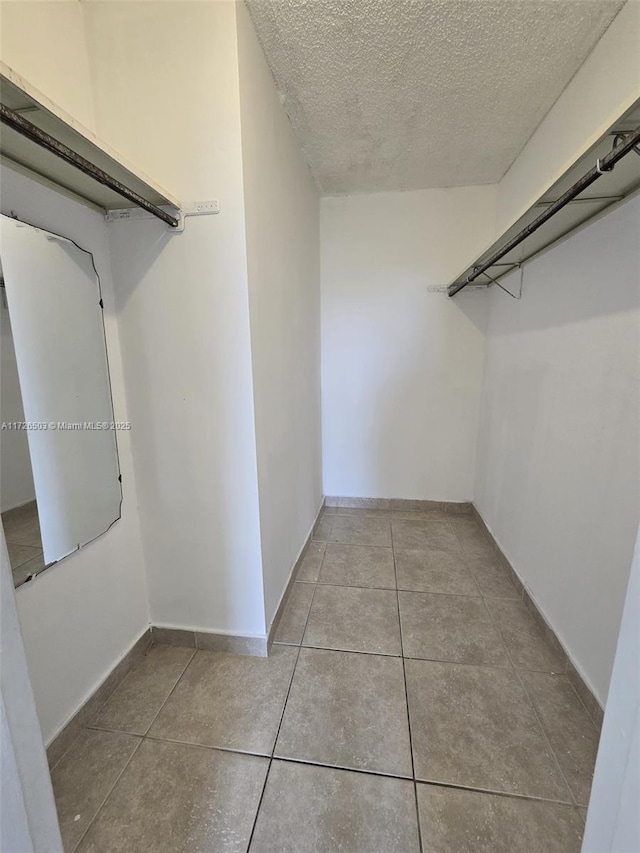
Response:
[[245, 0, 625, 194]]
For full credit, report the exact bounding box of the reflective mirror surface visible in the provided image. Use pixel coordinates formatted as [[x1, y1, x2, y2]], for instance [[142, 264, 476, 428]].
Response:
[[0, 216, 122, 586]]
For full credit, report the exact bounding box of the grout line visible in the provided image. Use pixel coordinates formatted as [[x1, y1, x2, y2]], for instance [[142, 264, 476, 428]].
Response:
[[413, 777, 576, 807], [513, 666, 581, 807], [312, 538, 393, 549], [312, 539, 330, 585], [557, 664, 601, 735], [71, 648, 197, 851], [273, 579, 319, 646], [313, 538, 466, 553], [71, 736, 144, 852], [143, 649, 198, 735], [245, 577, 319, 850], [297, 578, 495, 597], [48, 631, 154, 773], [294, 641, 402, 657], [61, 513, 595, 846], [296, 576, 522, 603], [391, 516, 425, 853], [565, 677, 601, 734], [482, 601, 579, 807], [269, 564, 305, 645], [69, 636, 586, 851], [272, 640, 579, 674], [142, 732, 271, 759], [473, 505, 602, 719], [271, 641, 517, 668], [261, 752, 412, 782], [48, 718, 85, 775], [122, 732, 581, 808]]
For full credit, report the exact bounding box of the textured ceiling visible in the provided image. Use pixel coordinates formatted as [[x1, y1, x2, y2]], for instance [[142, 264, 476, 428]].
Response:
[[245, 0, 626, 194]]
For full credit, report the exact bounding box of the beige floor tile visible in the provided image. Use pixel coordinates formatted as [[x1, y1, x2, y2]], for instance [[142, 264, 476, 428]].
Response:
[[250, 760, 420, 853], [77, 740, 268, 853], [275, 648, 412, 777], [391, 519, 460, 551], [313, 517, 334, 541], [318, 543, 395, 588], [417, 784, 584, 853], [22, 551, 45, 572], [392, 509, 452, 522], [152, 627, 196, 648], [273, 583, 315, 644], [447, 516, 482, 531], [196, 633, 267, 656], [567, 660, 604, 730], [43, 490, 600, 852], [13, 552, 45, 586], [395, 549, 479, 595], [2, 501, 40, 537], [303, 584, 401, 655], [149, 645, 298, 754], [7, 517, 42, 551], [390, 499, 443, 512], [519, 671, 600, 805], [405, 659, 571, 800], [1, 500, 37, 525], [51, 729, 140, 852], [338, 497, 390, 509], [454, 525, 497, 558], [296, 541, 326, 582], [329, 515, 392, 547], [399, 591, 509, 666], [6, 541, 42, 569], [89, 646, 195, 735], [335, 507, 391, 517], [485, 598, 566, 672], [465, 553, 522, 599], [4, 515, 43, 547]]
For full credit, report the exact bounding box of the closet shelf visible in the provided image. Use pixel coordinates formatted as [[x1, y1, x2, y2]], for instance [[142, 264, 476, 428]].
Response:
[[447, 99, 640, 297], [0, 62, 181, 226]]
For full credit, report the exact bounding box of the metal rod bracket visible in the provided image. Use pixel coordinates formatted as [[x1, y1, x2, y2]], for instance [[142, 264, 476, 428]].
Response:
[[0, 102, 179, 228], [448, 124, 640, 298]]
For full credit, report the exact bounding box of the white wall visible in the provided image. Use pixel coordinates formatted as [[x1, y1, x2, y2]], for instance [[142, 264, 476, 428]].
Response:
[[1, 167, 151, 745], [496, 0, 640, 234], [84, 0, 267, 637], [236, 2, 322, 627], [475, 195, 640, 704], [321, 186, 497, 501], [0, 0, 274, 750], [1, 305, 36, 512], [0, 1, 92, 518], [1, 529, 62, 852], [0, 0, 95, 131], [583, 524, 640, 852]]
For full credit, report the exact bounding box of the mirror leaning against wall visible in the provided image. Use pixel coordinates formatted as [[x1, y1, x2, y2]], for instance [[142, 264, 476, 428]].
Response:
[[0, 214, 122, 588]]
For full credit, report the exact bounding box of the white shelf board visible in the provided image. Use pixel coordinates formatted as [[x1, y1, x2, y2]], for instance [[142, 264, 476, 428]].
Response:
[[0, 62, 181, 214], [448, 99, 640, 294]]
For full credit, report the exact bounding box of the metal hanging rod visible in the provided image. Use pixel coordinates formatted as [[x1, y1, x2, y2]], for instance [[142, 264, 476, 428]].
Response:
[[448, 124, 640, 297], [0, 103, 179, 228], [534, 195, 623, 206]]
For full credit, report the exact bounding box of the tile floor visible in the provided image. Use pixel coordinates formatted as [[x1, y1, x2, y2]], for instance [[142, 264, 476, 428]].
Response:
[[50, 507, 599, 852], [2, 500, 45, 586]]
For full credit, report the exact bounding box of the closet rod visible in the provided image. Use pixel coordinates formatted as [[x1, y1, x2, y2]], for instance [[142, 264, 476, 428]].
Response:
[[0, 103, 179, 228], [448, 124, 640, 297]]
